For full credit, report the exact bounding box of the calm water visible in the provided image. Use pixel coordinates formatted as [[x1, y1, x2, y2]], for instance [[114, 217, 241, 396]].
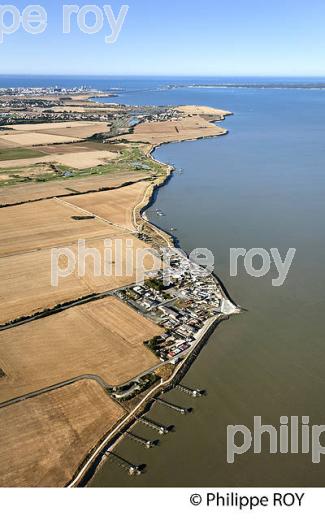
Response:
[[2, 76, 325, 486], [90, 80, 325, 487]]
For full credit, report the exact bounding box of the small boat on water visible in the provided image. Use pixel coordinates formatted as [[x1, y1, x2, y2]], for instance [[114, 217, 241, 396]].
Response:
[[156, 209, 165, 217]]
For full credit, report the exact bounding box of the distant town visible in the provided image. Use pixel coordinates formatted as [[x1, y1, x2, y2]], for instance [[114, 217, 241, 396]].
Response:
[[0, 87, 186, 132]]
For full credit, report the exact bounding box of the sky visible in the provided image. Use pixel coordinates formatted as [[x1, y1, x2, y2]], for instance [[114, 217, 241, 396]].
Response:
[[1, 0, 325, 76]]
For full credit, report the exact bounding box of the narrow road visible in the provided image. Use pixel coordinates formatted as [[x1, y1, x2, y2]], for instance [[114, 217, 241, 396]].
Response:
[[0, 374, 112, 410], [0, 314, 224, 411]]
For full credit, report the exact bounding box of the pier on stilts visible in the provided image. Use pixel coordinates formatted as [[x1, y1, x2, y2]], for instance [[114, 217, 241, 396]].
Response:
[[126, 431, 158, 449], [175, 384, 206, 398], [154, 397, 192, 415], [105, 450, 143, 476], [138, 417, 170, 435]]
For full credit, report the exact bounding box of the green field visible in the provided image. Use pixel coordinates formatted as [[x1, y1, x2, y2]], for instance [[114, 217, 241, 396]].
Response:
[[0, 143, 167, 187], [0, 147, 47, 162], [75, 146, 166, 177]]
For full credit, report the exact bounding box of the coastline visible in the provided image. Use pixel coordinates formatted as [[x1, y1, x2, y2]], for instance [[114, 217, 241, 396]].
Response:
[[69, 109, 240, 487], [70, 314, 226, 487], [0, 94, 239, 486]]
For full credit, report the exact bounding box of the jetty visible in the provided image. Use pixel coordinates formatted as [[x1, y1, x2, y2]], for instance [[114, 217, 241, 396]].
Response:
[[105, 450, 143, 476], [125, 432, 158, 449], [154, 397, 192, 414], [175, 384, 205, 397], [138, 417, 170, 435]]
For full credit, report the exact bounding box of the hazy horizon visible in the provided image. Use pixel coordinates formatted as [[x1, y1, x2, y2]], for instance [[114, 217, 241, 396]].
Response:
[[2, 74, 325, 78]]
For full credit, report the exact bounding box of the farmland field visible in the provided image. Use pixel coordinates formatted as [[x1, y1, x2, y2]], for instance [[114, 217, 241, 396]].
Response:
[[5, 121, 108, 132], [0, 296, 161, 401], [116, 114, 226, 145], [0, 380, 125, 487], [0, 147, 47, 161], [0, 235, 161, 323], [65, 181, 150, 230], [0, 149, 117, 170], [1, 132, 81, 146], [0, 197, 126, 255], [0, 170, 150, 205]]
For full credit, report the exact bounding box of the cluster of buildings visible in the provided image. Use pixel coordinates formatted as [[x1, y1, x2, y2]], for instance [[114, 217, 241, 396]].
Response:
[[0, 90, 184, 130], [0, 100, 179, 131], [0, 87, 114, 126], [0, 86, 97, 97], [0, 110, 113, 126], [131, 106, 183, 124], [115, 248, 225, 363]]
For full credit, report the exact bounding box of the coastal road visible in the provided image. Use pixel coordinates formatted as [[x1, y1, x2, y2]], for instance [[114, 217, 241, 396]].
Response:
[[67, 314, 222, 487]]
